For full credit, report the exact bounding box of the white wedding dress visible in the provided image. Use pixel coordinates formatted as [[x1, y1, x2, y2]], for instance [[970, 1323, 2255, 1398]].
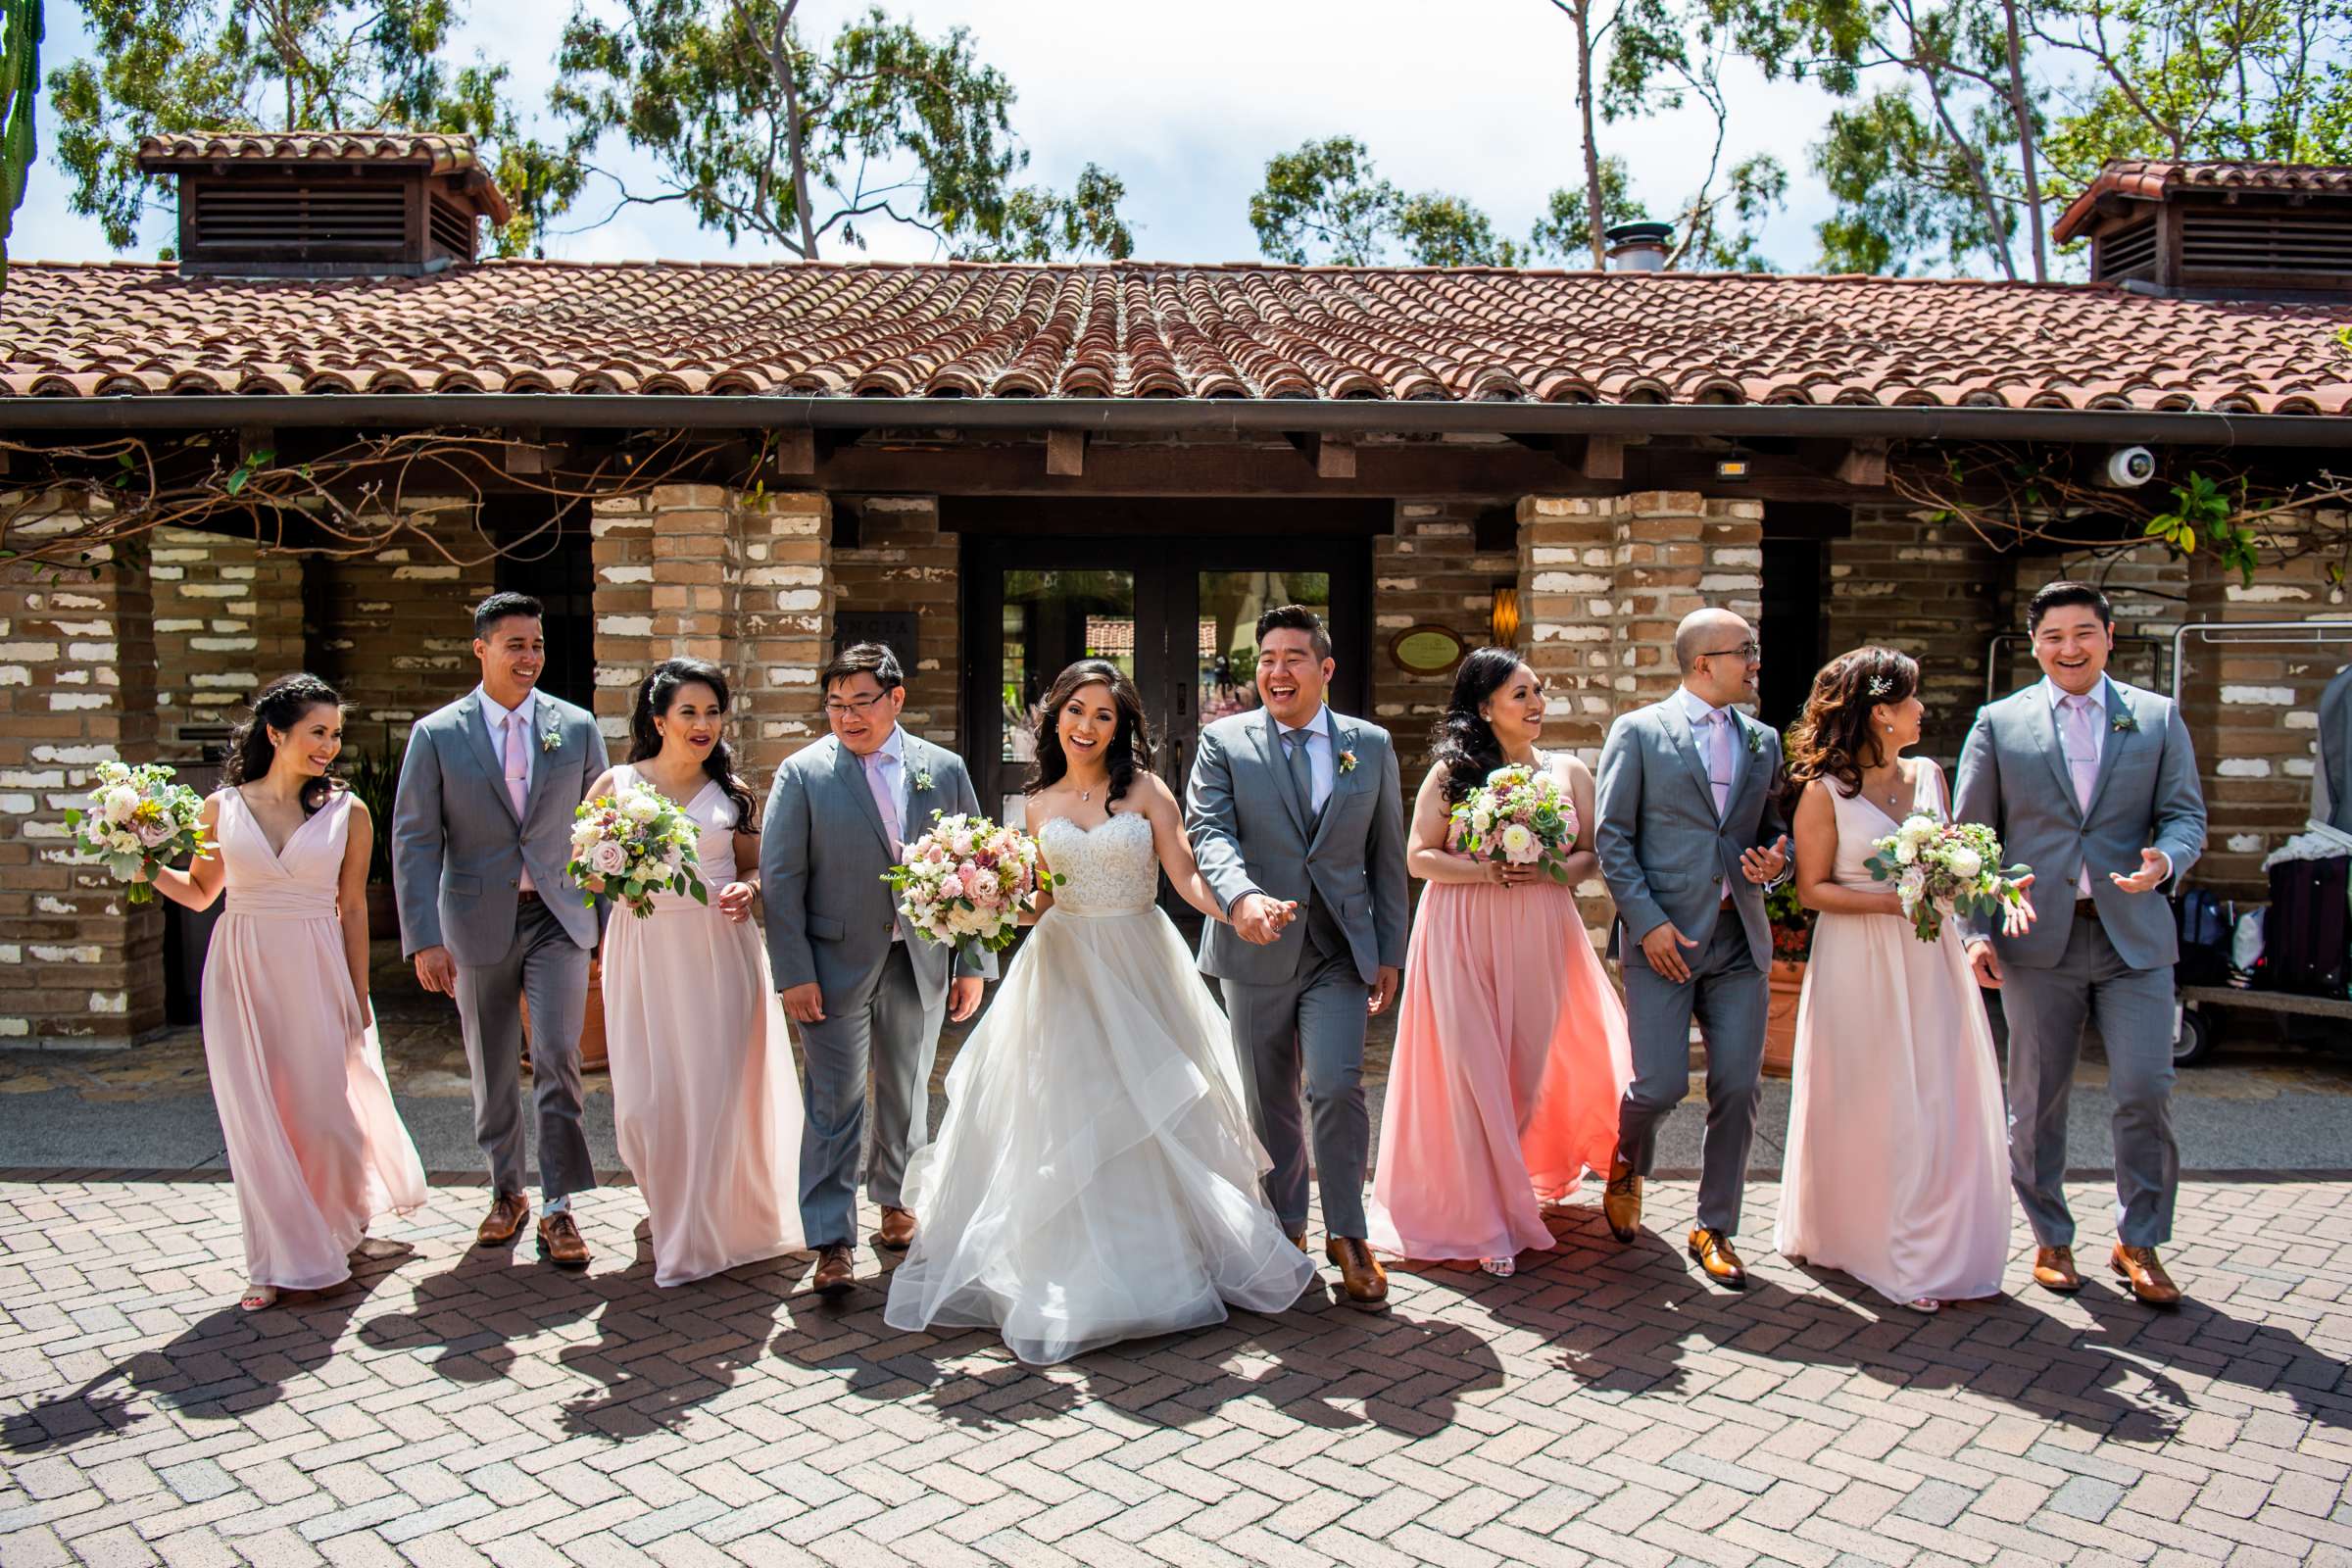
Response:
[[883, 810, 1317, 1365]]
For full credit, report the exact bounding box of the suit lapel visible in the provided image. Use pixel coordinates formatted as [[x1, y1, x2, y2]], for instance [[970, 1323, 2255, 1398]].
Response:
[[1663, 701, 1724, 824], [1255, 708, 1313, 846], [901, 736, 935, 841], [2083, 678, 2134, 818], [1305, 712, 1360, 858], [2034, 685, 2087, 822], [522, 702, 561, 821], [460, 694, 522, 828], [835, 736, 894, 855]]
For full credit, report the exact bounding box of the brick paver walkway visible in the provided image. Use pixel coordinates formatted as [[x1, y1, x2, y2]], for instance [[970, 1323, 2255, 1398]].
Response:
[[2, 1174, 2347, 1567]]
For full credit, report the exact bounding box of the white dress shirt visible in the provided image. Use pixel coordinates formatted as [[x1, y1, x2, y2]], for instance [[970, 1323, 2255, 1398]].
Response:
[[1675, 684, 1740, 900], [1276, 704, 1337, 815]]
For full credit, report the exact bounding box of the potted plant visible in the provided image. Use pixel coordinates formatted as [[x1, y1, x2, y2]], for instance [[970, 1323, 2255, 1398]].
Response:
[[1764, 883, 1813, 1078], [341, 744, 405, 938]]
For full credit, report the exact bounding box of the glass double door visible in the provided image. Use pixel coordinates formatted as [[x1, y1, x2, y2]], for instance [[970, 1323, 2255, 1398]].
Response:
[[970, 538, 1366, 831]]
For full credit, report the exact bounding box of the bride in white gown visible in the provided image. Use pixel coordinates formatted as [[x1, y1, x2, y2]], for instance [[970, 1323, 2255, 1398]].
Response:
[[884, 659, 1318, 1365]]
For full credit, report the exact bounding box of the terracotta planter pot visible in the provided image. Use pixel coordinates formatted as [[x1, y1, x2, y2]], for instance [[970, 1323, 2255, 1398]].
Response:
[[364, 882, 399, 939], [519, 957, 608, 1072], [1763, 957, 1805, 1079]]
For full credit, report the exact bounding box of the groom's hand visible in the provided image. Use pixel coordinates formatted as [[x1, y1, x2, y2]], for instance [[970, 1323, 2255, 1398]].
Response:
[[414, 945, 457, 997], [1639, 921, 1699, 984], [1966, 939, 2004, 989], [780, 982, 826, 1025], [2109, 848, 2173, 896], [1367, 966, 1399, 1015], [1740, 836, 1789, 884], [1232, 893, 1284, 946], [949, 977, 985, 1023]]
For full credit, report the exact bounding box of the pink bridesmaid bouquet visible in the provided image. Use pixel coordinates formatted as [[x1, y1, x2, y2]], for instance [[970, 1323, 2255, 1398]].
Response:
[[884, 811, 1059, 953], [66, 760, 213, 904], [1449, 763, 1577, 884], [565, 781, 708, 919], [1865, 814, 2031, 943]]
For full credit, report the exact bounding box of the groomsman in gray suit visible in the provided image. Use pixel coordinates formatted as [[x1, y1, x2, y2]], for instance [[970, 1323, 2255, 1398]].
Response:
[[1956, 580, 2206, 1307], [762, 643, 993, 1298], [393, 592, 609, 1267], [1593, 608, 1788, 1290], [1188, 606, 1410, 1307]]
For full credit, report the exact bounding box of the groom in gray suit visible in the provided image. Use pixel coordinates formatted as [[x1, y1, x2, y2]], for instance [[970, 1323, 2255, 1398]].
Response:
[[1188, 605, 1409, 1307], [1956, 580, 2206, 1307], [762, 643, 993, 1298], [1593, 608, 1788, 1291], [392, 591, 609, 1266]]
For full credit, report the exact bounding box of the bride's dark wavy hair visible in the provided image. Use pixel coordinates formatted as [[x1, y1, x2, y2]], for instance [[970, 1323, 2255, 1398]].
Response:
[[1025, 659, 1155, 807], [629, 658, 760, 828], [224, 672, 346, 816], [1428, 647, 1530, 808], [1781, 645, 1921, 810]]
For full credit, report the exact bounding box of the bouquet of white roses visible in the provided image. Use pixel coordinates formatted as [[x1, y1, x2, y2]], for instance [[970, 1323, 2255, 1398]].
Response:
[[884, 811, 1059, 954], [66, 760, 213, 905], [1866, 813, 2031, 943], [1448, 762, 1578, 884], [565, 780, 708, 919]]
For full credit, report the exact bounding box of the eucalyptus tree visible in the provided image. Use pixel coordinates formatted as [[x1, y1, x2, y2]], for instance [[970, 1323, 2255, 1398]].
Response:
[[1, 0, 35, 286]]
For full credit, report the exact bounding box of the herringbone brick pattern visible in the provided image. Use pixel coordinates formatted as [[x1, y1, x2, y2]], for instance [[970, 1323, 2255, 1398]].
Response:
[[3, 1174, 2347, 1566]]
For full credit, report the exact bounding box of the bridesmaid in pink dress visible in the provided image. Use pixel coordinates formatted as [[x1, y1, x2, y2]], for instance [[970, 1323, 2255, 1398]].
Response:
[[1776, 647, 2029, 1312], [145, 674, 426, 1312], [590, 659, 807, 1287], [1369, 650, 1634, 1276]]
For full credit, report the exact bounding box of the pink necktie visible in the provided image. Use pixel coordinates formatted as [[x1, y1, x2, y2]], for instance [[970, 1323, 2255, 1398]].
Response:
[[504, 712, 534, 892], [1703, 710, 1734, 816], [862, 751, 903, 858], [2064, 695, 2100, 895]]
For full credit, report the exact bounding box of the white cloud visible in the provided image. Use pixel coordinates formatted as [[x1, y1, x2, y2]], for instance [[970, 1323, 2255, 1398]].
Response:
[[18, 0, 1848, 270]]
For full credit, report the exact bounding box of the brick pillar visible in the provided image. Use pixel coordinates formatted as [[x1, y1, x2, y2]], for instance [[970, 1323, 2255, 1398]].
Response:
[[2176, 516, 2345, 899], [1372, 502, 1518, 776], [591, 485, 832, 790], [0, 509, 167, 1045], [833, 497, 957, 751]]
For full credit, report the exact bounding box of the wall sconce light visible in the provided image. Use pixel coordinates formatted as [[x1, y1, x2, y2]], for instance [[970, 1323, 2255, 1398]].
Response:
[[1491, 586, 1520, 648], [1714, 452, 1752, 481]]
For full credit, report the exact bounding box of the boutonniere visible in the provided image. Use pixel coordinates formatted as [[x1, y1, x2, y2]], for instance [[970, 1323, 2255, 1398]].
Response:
[[2110, 709, 2138, 735], [1744, 724, 1766, 756], [1337, 749, 1358, 775], [538, 721, 564, 754], [910, 767, 934, 793]]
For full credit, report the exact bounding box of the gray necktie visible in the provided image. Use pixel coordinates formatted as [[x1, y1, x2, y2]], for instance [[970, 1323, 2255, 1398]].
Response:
[[1284, 727, 1315, 820]]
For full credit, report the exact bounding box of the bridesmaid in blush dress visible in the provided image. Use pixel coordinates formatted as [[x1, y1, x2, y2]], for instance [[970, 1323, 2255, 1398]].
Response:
[[145, 674, 426, 1312], [1368, 650, 1633, 1277], [1775, 647, 2029, 1313], [589, 659, 806, 1287]]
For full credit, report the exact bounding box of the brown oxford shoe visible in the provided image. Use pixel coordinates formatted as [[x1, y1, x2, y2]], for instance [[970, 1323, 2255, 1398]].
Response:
[[1688, 1228, 1747, 1290], [1289, 1232, 1310, 1254], [811, 1244, 857, 1298], [1602, 1152, 1642, 1244], [535, 1212, 591, 1270], [2111, 1245, 2182, 1308], [877, 1205, 917, 1250], [1326, 1238, 1389, 1307], [2032, 1245, 2083, 1294], [476, 1192, 529, 1248]]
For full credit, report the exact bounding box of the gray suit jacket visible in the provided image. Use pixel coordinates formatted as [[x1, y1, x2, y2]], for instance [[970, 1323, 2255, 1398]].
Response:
[[2320, 665, 2352, 834], [759, 731, 997, 1008], [390, 690, 608, 963], [1593, 696, 1788, 973], [1953, 675, 2205, 972], [1187, 707, 1410, 987]]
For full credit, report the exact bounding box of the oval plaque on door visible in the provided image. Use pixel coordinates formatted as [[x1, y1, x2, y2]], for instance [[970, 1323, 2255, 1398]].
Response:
[[1389, 623, 1467, 675]]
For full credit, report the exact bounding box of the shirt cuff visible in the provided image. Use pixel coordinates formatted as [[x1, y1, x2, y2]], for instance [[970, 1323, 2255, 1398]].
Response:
[[2152, 850, 2174, 883]]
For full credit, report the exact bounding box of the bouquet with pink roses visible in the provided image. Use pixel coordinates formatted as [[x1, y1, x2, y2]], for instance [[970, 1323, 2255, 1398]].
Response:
[[883, 811, 1059, 954], [1447, 762, 1578, 884], [564, 780, 708, 918], [66, 760, 213, 905]]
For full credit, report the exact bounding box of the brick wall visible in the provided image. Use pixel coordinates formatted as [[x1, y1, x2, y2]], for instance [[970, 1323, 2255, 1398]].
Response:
[[1371, 502, 1517, 778], [1822, 509, 2004, 767], [0, 503, 167, 1045], [832, 496, 958, 752], [308, 501, 498, 759], [149, 527, 305, 754]]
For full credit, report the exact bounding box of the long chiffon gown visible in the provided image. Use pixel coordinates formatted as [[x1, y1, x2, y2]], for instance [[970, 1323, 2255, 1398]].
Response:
[[1367, 754, 1634, 1264], [1775, 759, 2010, 1306], [204, 788, 425, 1292], [600, 767, 806, 1287], [884, 811, 1316, 1365]]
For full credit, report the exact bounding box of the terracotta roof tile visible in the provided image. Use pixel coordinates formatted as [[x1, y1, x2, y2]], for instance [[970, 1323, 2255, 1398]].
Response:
[[2, 260, 2348, 415], [2054, 159, 2352, 241]]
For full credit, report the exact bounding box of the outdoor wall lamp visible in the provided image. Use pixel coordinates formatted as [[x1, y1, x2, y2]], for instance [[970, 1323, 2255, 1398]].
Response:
[[1491, 586, 1520, 648]]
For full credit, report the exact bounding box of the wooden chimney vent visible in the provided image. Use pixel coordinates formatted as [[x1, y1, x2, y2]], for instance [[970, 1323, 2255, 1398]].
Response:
[[136, 132, 514, 277], [2058, 161, 2352, 299]]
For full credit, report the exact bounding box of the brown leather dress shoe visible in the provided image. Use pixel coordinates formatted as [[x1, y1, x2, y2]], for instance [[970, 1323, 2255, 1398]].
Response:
[[1289, 1232, 1309, 1254], [2032, 1245, 2083, 1293], [2111, 1244, 2181, 1307], [811, 1243, 857, 1298], [877, 1206, 917, 1250], [1688, 1228, 1747, 1290], [1602, 1152, 1642, 1244], [476, 1192, 529, 1248], [1326, 1238, 1389, 1307], [536, 1211, 591, 1269]]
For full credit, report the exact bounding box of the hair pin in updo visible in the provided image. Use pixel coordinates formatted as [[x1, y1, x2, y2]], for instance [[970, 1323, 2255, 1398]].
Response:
[[1867, 674, 1893, 697]]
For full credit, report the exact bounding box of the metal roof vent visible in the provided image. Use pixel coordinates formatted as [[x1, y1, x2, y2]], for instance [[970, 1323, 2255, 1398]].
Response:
[[2053, 160, 2352, 300], [1605, 221, 1673, 271], [136, 131, 514, 278]]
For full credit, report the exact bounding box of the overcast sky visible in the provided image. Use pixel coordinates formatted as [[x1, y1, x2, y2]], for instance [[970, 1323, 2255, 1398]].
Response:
[[15, 0, 1856, 271]]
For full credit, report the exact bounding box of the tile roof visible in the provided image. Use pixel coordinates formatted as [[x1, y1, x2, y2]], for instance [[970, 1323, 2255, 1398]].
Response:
[[3, 259, 2349, 413], [135, 130, 493, 176], [2054, 160, 2352, 241]]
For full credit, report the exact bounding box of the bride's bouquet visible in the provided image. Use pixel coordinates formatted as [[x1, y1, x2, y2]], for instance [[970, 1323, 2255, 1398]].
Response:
[[66, 760, 212, 904], [885, 811, 1058, 953], [1449, 762, 1578, 884], [565, 780, 708, 918], [1866, 813, 2032, 943]]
